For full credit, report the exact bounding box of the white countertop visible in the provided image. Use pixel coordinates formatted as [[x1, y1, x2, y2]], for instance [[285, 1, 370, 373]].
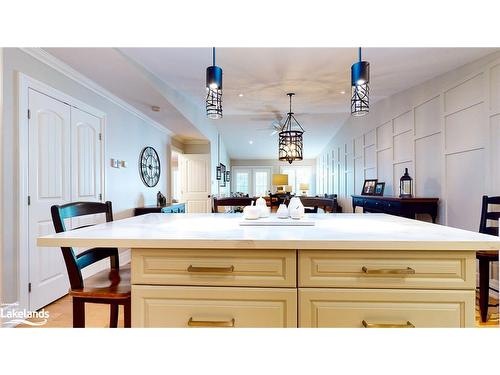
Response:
[[37, 213, 500, 251]]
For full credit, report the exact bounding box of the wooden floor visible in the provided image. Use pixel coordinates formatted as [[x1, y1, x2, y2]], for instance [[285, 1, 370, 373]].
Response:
[[16, 292, 499, 328]]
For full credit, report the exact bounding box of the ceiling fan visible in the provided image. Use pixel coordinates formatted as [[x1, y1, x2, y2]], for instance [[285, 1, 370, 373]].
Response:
[[255, 116, 284, 136]]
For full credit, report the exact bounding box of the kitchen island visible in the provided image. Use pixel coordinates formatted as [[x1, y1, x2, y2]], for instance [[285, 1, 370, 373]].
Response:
[[38, 213, 500, 328]]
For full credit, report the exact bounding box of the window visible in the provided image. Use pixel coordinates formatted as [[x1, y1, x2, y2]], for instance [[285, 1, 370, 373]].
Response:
[[232, 167, 272, 196], [280, 166, 313, 195], [235, 170, 250, 195], [254, 170, 270, 197]]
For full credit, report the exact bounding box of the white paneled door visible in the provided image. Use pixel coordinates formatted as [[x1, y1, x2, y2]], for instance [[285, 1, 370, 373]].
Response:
[[28, 89, 102, 311], [179, 153, 211, 213]]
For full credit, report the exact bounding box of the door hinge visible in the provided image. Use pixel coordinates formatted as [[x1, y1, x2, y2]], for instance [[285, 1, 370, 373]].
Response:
[[99, 193, 102, 201], [28, 283, 32, 293], [27, 109, 31, 119], [99, 133, 102, 141], [27, 196, 31, 206]]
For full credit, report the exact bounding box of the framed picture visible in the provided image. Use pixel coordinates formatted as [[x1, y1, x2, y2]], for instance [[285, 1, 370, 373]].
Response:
[[219, 163, 226, 187], [216, 165, 222, 180], [374, 182, 385, 196], [361, 179, 378, 195], [225, 170, 231, 183]]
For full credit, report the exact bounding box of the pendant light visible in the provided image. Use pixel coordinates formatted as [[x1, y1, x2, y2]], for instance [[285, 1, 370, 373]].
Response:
[[206, 47, 223, 119], [351, 47, 370, 117], [278, 93, 305, 164]]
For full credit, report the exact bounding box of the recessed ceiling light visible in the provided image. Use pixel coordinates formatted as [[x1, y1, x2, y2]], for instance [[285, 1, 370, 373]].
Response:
[[249, 140, 253, 145], [340, 91, 346, 95], [238, 93, 244, 97]]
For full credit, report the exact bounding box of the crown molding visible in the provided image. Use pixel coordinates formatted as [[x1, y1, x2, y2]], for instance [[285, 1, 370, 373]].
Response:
[[20, 48, 173, 136]]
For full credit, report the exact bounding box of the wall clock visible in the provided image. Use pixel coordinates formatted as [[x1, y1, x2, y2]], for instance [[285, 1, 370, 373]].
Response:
[[139, 146, 161, 187]]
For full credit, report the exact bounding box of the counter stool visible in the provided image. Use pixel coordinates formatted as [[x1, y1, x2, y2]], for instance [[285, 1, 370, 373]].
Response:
[[51, 201, 131, 328], [477, 195, 499, 323]]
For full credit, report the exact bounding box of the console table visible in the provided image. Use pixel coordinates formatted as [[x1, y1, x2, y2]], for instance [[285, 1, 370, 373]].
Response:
[[134, 203, 185, 216], [352, 195, 439, 223]]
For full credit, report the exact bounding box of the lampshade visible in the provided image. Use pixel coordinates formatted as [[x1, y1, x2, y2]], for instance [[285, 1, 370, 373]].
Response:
[[299, 183, 309, 191], [272, 174, 288, 186]]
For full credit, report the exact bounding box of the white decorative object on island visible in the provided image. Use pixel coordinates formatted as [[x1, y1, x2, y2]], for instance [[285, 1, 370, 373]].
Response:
[[37, 213, 500, 328]]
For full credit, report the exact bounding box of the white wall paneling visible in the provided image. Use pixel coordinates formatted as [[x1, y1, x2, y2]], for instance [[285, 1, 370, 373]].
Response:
[[415, 96, 441, 138], [393, 130, 413, 163], [376, 121, 392, 150], [444, 73, 484, 114], [415, 133, 442, 198], [393, 111, 412, 135], [445, 149, 485, 230], [377, 148, 394, 196], [445, 103, 485, 154]]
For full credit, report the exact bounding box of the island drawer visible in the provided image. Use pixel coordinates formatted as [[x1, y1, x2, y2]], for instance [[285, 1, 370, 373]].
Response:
[[299, 250, 475, 289], [299, 288, 475, 328], [132, 249, 296, 287], [132, 285, 297, 328]]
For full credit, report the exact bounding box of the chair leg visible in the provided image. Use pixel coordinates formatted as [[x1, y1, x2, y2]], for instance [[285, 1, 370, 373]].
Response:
[[110, 304, 119, 328], [124, 300, 131, 328], [479, 259, 490, 323], [73, 298, 85, 328]]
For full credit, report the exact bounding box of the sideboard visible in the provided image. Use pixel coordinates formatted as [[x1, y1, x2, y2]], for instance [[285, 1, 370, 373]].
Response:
[[352, 195, 439, 223]]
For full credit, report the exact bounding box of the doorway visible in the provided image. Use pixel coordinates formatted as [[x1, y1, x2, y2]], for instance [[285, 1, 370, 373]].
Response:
[[19, 74, 105, 311], [170, 150, 182, 203]]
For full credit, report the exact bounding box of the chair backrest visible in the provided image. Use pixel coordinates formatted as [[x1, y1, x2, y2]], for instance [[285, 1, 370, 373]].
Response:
[[479, 195, 500, 236], [212, 197, 256, 213], [283, 197, 336, 213], [51, 201, 119, 290]]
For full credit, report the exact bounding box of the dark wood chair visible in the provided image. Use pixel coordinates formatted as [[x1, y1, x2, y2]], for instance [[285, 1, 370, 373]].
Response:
[[51, 201, 131, 328], [213, 197, 256, 213], [477, 195, 500, 323], [283, 196, 338, 213]]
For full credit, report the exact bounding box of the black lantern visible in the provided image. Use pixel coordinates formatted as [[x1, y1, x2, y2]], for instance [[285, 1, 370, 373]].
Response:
[[351, 47, 370, 117], [278, 93, 305, 164], [206, 47, 223, 119], [399, 168, 413, 198]]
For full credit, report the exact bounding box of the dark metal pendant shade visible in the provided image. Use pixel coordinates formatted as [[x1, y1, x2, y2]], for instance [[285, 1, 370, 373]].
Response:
[[351, 48, 370, 117], [278, 93, 304, 164], [206, 48, 223, 119]]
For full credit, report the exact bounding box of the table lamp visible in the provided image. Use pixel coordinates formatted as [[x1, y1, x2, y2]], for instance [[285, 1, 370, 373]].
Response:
[[299, 183, 309, 196], [272, 174, 288, 193]]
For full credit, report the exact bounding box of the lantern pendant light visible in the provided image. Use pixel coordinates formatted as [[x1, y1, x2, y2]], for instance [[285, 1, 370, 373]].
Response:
[[399, 168, 413, 198], [206, 47, 223, 119], [351, 47, 370, 117], [278, 93, 305, 164]]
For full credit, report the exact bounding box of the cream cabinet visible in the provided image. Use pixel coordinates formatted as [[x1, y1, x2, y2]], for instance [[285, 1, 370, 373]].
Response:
[[132, 286, 297, 328], [299, 288, 475, 328], [131, 248, 477, 328], [299, 250, 475, 289], [132, 249, 296, 287]]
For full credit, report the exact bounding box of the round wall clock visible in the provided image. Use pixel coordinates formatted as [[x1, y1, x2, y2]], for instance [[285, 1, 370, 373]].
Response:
[[139, 146, 161, 187]]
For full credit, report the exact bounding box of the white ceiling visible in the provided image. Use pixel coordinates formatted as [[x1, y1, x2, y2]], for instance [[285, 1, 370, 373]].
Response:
[[45, 47, 497, 159]]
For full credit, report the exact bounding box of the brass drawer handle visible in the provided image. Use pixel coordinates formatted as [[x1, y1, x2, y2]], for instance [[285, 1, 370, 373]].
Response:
[[362, 320, 415, 328], [361, 266, 415, 275], [188, 318, 235, 327], [187, 265, 235, 273]]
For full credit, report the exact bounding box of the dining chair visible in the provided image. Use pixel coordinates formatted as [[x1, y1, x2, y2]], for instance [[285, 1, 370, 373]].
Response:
[[51, 201, 131, 328], [477, 195, 499, 323], [212, 197, 256, 213]]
